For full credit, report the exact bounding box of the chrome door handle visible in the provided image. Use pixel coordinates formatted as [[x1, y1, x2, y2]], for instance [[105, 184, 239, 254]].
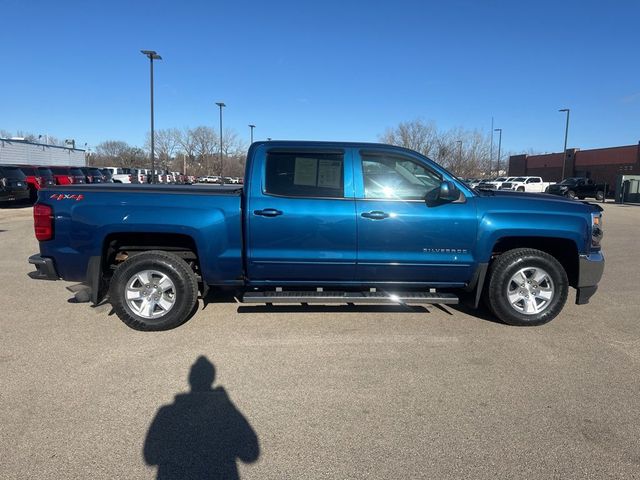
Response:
[[361, 211, 390, 220], [254, 208, 283, 217]]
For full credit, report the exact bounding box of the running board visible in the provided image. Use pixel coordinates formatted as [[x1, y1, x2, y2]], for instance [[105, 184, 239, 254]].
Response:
[[241, 291, 458, 305]]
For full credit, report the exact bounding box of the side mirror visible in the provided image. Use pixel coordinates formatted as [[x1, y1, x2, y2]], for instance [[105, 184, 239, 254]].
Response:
[[425, 181, 460, 207]]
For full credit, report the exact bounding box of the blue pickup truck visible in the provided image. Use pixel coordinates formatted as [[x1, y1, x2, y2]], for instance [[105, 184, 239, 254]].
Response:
[[28, 141, 604, 330]]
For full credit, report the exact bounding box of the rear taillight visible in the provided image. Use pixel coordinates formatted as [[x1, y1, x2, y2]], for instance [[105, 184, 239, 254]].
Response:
[[68, 176, 74, 184], [129, 175, 132, 182], [34, 204, 53, 241]]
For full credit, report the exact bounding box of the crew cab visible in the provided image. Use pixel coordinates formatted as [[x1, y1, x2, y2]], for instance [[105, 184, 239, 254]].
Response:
[[28, 141, 605, 331], [500, 176, 554, 193], [547, 177, 607, 201]]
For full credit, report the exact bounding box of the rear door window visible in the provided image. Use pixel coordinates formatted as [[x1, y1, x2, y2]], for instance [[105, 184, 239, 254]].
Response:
[[265, 151, 344, 198]]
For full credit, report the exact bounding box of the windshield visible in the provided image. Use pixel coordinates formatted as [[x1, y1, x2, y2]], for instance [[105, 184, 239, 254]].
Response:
[[559, 178, 579, 185], [513, 177, 525, 182]]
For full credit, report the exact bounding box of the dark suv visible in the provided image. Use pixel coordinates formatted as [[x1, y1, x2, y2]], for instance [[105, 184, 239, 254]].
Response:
[[0, 165, 30, 204], [17, 166, 56, 202]]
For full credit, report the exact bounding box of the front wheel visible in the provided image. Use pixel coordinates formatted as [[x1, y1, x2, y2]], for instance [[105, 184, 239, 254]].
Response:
[[595, 190, 605, 201], [566, 190, 577, 199], [485, 248, 568, 326], [109, 250, 199, 331], [517, 187, 525, 192]]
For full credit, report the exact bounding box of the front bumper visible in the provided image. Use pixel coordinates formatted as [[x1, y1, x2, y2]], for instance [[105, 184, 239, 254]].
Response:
[[575, 251, 605, 305], [28, 254, 59, 281]]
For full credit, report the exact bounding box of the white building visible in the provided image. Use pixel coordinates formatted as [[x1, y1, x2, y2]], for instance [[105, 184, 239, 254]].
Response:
[[0, 138, 86, 167]]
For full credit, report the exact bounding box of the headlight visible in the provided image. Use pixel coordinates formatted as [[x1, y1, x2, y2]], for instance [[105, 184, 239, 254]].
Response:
[[591, 212, 603, 247]]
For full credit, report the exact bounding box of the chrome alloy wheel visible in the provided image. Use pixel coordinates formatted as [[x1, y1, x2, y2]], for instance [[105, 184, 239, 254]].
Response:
[[125, 270, 176, 319], [506, 266, 555, 315]]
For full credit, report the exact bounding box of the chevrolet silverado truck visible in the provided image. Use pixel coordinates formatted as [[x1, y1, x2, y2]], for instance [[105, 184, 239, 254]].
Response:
[[28, 141, 605, 330], [547, 177, 607, 201]]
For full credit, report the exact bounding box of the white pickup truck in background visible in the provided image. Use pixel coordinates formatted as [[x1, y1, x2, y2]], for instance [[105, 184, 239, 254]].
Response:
[[499, 176, 555, 193]]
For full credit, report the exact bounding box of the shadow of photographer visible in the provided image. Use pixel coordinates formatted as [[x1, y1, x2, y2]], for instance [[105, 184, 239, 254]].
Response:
[[144, 356, 260, 479]]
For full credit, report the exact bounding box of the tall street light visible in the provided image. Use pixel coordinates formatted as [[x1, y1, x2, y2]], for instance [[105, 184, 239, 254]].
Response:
[[559, 108, 570, 180], [141, 50, 162, 183], [216, 102, 226, 175], [248, 124, 255, 144], [494, 128, 502, 175]]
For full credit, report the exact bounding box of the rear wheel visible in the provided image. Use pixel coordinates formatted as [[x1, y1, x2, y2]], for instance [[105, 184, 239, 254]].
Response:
[[595, 190, 605, 201], [517, 187, 525, 192], [485, 248, 568, 326], [109, 250, 199, 331], [566, 190, 576, 199]]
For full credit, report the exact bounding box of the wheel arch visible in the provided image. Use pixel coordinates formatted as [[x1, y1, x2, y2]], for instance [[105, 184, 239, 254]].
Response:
[[95, 232, 202, 303], [490, 236, 579, 287]]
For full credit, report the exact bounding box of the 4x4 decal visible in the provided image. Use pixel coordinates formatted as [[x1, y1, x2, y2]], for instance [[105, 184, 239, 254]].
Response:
[[50, 193, 84, 201]]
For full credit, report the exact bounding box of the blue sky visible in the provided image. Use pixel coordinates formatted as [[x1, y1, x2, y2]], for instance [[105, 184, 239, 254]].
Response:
[[0, 0, 638, 154]]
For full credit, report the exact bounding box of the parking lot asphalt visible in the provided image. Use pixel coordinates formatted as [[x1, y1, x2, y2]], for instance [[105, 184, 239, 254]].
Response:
[[1, 202, 639, 479]]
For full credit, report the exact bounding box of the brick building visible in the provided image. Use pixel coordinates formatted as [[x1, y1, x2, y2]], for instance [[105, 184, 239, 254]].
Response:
[[508, 143, 640, 191]]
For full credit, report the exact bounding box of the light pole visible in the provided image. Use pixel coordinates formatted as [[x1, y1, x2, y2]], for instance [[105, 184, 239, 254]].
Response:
[[248, 124, 255, 144], [456, 140, 463, 166], [216, 102, 226, 175], [559, 108, 570, 180], [489, 116, 494, 176], [141, 50, 162, 183], [494, 128, 502, 175]]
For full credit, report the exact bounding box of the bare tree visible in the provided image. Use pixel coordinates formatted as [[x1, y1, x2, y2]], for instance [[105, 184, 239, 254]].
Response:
[[380, 119, 493, 177], [93, 140, 146, 168]]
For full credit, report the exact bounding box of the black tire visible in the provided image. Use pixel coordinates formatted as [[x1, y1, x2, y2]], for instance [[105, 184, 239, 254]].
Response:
[[109, 250, 199, 331], [484, 248, 568, 326], [578, 195, 585, 200], [566, 190, 576, 199], [595, 190, 605, 201], [517, 187, 525, 192]]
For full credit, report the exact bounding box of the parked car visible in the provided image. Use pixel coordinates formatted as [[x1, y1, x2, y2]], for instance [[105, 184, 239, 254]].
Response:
[[500, 176, 555, 193], [0, 165, 30, 204], [476, 179, 497, 190], [129, 168, 147, 184], [547, 177, 607, 201], [28, 140, 604, 332], [103, 167, 133, 183], [80, 167, 107, 184], [17, 166, 56, 202], [50, 166, 86, 185], [99, 168, 114, 183]]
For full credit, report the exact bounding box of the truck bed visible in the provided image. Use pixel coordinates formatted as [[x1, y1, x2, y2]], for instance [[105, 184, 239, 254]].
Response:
[[38, 183, 244, 285]]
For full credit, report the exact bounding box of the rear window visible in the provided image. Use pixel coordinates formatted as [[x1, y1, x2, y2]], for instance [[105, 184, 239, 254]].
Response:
[[265, 151, 344, 198], [37, 167, 53, 177], [85, 168, 103, 175], [50, 167, 68, 175], [0, 166, 27, 179], [69, 168, 84, 176], [19, 166, 36, 176]]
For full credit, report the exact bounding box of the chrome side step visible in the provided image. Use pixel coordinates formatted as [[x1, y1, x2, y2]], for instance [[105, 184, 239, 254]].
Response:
[[241, 291, 458, 305]]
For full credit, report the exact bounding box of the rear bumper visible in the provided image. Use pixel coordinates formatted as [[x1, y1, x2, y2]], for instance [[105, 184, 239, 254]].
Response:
[[28, 254, 59, 281], [0, 189, 30, 202], [575, 251, 605, 305]]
